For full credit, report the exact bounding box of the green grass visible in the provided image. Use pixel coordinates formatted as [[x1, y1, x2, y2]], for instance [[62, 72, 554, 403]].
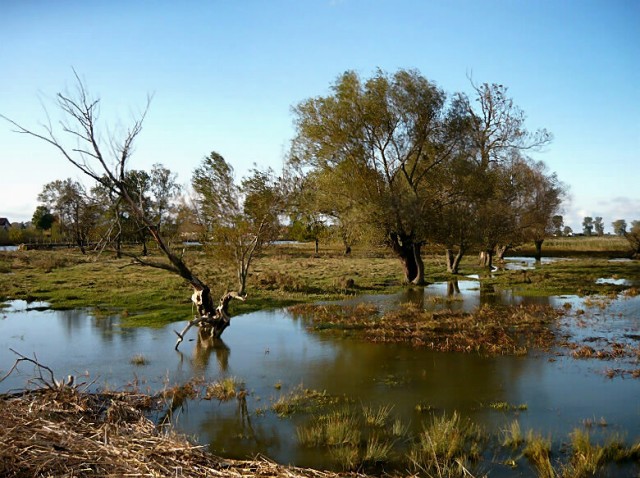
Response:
[[409, 411, 484, 477], [204, 377, 241, 401], [1, 242, 639, 329]]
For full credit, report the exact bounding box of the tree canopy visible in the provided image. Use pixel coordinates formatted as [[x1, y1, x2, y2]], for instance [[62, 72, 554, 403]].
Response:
[[290, 69, 563, 278]]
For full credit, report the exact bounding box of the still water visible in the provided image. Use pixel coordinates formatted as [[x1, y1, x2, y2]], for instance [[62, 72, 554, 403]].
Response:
[[1, 278, 639, 473]]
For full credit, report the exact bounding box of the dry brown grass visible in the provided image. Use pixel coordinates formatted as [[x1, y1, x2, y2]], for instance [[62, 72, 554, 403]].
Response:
[[0, 387, 372, 478], [290, 302, 561, 356]]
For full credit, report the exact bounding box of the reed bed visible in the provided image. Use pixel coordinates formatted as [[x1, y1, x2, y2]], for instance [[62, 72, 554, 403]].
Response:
[[0, 386, 369, 478], [290, 302, 561, 355]]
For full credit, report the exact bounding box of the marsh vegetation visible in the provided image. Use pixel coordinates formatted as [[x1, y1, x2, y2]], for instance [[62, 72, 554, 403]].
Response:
[[2, 241, 640, 477]]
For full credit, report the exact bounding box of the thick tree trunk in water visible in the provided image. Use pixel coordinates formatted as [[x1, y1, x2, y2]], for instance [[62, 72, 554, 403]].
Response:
[[479, 250, 494, 269], [174, 290, 246, 350], [445, 248, 465, 274], [534, 239, 544, 262], [496, 244, 510, 261], [389, 233, 424, 285], [412, 243, 425, 285]]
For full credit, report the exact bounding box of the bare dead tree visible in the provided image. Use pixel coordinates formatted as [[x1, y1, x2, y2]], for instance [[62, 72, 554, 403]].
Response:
[[1, 72, 242, 348]]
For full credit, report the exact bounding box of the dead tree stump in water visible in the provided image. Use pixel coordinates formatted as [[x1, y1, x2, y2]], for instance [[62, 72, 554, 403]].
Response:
[[174, 291, 246, 350]]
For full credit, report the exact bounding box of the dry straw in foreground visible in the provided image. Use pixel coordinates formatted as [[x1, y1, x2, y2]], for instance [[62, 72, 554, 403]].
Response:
[[0, 386, 371, 478]]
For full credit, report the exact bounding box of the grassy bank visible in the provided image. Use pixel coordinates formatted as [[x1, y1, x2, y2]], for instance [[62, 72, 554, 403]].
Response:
[[1, 241, 639, 325]]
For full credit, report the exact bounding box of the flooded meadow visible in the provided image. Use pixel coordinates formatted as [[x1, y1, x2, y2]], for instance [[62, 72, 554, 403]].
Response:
[[1, 258, 639, 476]]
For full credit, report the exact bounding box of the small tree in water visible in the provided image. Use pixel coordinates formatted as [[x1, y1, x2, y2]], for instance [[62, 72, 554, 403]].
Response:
[[1, 72, 249, 346], [192, 152, 284, 295]]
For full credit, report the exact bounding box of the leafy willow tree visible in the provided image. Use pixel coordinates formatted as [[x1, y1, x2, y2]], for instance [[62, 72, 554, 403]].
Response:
[[594, 216, 605, 236], [38, 178, 98, 254], [32, 205, 55, 232], [582, 217, 594, 236], [625, 220, 640, 258], [290, 69, 558, 277], [290, 69, 461, 284], [191, 152, 284, 295], [455, 82, 553, 268], [612, 219, 627, 236], [552, 215, 564, 236], [516, 160, 566, 261]]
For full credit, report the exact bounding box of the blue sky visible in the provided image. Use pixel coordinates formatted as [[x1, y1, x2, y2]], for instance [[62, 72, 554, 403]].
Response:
[[1, 0, 638, 232]]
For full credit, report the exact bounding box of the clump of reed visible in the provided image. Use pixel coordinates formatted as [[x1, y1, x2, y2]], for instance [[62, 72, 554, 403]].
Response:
[[271, 384, 343, 417], [523, 430, 554, 478], [561, 428, 635, 478], [296, 403, 407, 471], [502, 420, 524, 449], [290, 302, 563, 356], [204, 376, 241, 401], [130, 353, 148, 365], [408, 411, 485, 477]]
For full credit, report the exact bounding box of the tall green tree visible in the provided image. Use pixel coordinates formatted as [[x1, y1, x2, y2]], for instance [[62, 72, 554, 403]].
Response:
[[612, 219, 627, 236], [192, 152, 284, 295], [582, 217, 594, 236], [594, 216, 605, 236], [551, 215, 564, 236], [517, 160, 566, 261], [291, 69, 460, 283], [32, 205, 55, 232], [625, 220, 640, 258], [38, 178, 98, 253], [455, 82, 553, 268]]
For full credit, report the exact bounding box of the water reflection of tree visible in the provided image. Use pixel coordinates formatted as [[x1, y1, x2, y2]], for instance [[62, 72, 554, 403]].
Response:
[[176, 336, 231, 373], [56, 309, 142, 344], [398, 287, 425, 308]]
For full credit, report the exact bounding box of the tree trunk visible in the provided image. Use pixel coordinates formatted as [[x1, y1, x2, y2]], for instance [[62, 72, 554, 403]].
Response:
[[342, 232, 351, 256], [496, 244, 510, 261], [445, 248, 465, 274], [389, 232, 424, 285], [314, 237, 319, 255], [75, 233, 86, 255], [479, 249, 494, 269], [534, 239, 544, 262], [174, 291, 246, 350], [412, 242, 425, 285]]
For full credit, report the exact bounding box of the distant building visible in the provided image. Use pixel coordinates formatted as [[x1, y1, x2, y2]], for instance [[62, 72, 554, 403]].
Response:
[[0, 218, 11, 231]]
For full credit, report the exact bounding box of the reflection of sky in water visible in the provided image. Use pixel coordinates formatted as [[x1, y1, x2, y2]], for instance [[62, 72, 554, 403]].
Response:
[[2, 290, 639, 471]]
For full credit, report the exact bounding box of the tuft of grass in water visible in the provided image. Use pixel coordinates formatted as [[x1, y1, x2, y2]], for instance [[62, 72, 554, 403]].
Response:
[[297, 405, 399, 471], [502, 420, 524, 449], [271, 385, 342, 417], [323, 409, 361, 446], [562, 428, 629, 478], [391, 417, 409, 438], [362, 404, 393, 428], [409, 411, 484, 477], [329, 445, 360, 471], [489, 401, 528, 411], [204, 377, 240, 402], [523, 430, 555, 478], [130, 353, 148, 366], [363, 434, 393, 464]]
